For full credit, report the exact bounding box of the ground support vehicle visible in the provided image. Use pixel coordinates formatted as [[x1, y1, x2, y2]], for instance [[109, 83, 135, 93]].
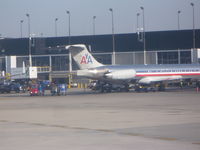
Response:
[[50, 84, 58, 96], [29, 84, 39, 96], [38, 84, 45, 96], [0, 84, 10, 93], [57, 84, 67, 96]]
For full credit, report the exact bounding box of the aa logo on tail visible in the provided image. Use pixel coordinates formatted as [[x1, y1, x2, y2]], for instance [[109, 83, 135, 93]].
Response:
[[80, 54, 93, 64]]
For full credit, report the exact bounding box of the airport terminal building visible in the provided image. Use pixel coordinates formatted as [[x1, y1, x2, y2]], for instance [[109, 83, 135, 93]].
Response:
[[0, 29, 200, 81]]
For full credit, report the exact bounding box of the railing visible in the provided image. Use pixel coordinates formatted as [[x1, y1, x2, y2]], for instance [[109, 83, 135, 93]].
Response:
[[37, 66, 50, 73]]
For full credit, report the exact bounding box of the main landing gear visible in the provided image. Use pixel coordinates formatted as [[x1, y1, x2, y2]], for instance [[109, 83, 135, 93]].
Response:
[[89, 81, 130, 93], [134, 83, 166, 92]]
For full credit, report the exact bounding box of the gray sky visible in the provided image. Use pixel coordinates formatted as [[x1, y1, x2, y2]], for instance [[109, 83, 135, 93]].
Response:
[[0, 0, 200, 38]]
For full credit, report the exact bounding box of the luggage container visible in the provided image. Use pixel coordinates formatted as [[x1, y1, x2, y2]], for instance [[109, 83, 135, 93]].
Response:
[[51, 83, 58, 96], [58, 84, 67, 96]]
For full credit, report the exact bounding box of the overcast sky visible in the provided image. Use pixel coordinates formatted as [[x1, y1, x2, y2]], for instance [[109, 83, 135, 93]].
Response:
[[0, 0, 200, 38]]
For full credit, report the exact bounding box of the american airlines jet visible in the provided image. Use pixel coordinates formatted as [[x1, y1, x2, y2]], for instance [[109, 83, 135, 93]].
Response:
[[66, 44, 200, 92]]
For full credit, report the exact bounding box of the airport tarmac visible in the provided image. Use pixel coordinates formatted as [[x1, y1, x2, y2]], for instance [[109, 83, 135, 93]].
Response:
[[0, 89, 200, 150]]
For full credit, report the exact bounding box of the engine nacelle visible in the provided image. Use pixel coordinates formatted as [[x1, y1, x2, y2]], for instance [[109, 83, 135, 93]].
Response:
[[77, 68, 109, 79], [105, 69, 136, 80]]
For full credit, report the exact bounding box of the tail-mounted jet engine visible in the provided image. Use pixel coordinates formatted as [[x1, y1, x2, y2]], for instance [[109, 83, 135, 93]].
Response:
[[77, 68, 109, 79], [104, 69, 136, 80]]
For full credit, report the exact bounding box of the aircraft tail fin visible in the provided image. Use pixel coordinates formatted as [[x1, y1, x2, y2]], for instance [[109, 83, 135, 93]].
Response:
[[66, 44, 104, 70]]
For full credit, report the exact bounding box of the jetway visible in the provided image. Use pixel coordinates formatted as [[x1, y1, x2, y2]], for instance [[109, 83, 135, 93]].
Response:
[[3, 56, 37, 80]]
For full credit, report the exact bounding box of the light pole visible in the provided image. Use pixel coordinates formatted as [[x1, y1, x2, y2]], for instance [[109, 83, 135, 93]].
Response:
[[66, 11, 71, 44], [109, 8, 115, 65], [26, 13, 32, 67], [140, 6, 146, 65], [177, 10, 181, 64], [136, 13, 140, 41], [20, 20, 23, 38], [177, 10, 181, 30], [66, 11, 72, 71], [190, 2, 195, 49], [55, 18, 58, 37], [93, 16, 96, 36], [66, 10, 72, 86]]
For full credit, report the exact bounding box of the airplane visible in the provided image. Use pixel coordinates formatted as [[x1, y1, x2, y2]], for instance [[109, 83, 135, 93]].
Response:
[[66, 44, 200, 92]]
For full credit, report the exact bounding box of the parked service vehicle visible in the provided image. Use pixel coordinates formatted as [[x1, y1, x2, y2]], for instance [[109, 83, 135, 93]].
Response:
[[51, 83, 58, 96], [29, 84, 39, 96], [0, 84, 10, 93], [50, 83, 67, 96], [57, 84, 67, 96], [41, 80, 51, 90], [38, 84, 45, 96], [0, 82, 25, 93], [9, 83, 26, 93]]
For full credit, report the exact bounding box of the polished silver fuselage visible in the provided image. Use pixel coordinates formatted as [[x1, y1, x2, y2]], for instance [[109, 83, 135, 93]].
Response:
[[85, 64, 200, 84]]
